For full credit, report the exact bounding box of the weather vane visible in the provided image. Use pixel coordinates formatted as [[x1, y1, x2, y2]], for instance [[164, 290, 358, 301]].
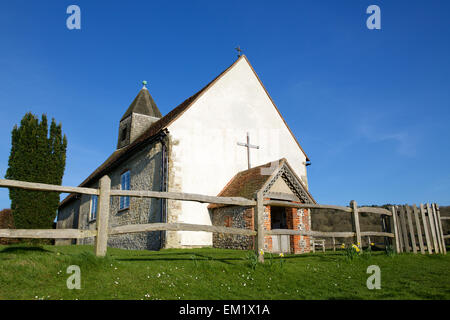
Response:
[[235, 46, 242, 58], [142, 80, 148, 89]]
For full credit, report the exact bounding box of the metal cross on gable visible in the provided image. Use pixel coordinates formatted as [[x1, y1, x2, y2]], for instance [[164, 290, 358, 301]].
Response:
[[237, 132, 259, 169], [235, 46, 242, 57]]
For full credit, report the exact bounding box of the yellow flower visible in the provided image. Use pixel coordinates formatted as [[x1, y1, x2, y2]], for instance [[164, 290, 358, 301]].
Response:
[[259, 249, 264, 256], [279, 253, 284, 257], [357, 242, 360, 246], [341, 244, 345, 248], [355, 247, 360, 252], [370, 242, 374, 246]]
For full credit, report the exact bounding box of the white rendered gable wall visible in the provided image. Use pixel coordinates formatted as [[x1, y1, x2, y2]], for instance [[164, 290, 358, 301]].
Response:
[[167, 58, 308, 246]]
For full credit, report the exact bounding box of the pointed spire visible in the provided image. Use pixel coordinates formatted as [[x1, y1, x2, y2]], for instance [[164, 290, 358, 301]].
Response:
[[120, 83, 162, 121]]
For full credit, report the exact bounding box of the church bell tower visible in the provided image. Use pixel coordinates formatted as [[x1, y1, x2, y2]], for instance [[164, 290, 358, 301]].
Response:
[[117, 81, 162, 149]]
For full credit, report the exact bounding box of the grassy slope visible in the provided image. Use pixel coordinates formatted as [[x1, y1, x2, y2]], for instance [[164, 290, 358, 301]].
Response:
[[0, 245, 449, 300]]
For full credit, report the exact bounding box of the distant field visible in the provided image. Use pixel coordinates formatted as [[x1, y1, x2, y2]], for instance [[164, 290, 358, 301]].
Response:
[[0, 245, 449, 300]]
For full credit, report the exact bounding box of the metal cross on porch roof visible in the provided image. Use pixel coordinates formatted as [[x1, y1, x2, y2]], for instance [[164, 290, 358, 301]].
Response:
[[237, 132, 259, 170]]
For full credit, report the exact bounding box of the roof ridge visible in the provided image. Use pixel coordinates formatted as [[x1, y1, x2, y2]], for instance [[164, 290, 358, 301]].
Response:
[[59, 56, 245, 208], [232, 158, 285, 176], [208, 158, 315, 209], [240, 56, 310, 161]]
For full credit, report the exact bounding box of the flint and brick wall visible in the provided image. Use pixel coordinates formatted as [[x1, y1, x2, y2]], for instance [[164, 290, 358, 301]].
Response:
[[285, 207, 311, 253], [211, 203, 311, 254], [263, 205, 272, 251], [210, 206, 254, 250]]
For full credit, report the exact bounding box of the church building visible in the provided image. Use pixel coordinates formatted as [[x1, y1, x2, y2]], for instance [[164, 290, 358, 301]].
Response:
[[56, 55, 316, 253]]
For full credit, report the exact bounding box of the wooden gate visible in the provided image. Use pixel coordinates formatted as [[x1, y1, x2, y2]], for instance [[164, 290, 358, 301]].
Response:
[[392, 203, 446, 254], [271, 234, 290, 253]]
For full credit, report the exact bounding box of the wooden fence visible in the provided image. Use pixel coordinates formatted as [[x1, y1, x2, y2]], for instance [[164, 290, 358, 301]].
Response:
[[0, 176, 447, 262], [392, 204, 447, 254], [264, 200, 399, 256]]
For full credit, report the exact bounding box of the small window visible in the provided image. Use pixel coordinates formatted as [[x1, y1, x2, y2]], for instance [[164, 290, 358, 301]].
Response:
[[90, 195, 98, 221], [224, 216, 232, 228], [121, 127, 127, 141], [120, 170, 130, 210]]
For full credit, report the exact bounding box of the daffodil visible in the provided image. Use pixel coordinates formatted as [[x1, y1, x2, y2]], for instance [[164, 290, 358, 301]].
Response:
[[341, 244, 345, 248], [259, 249, 264, 256], [370, 242, 374, 246], [279, 253, 284, 257]]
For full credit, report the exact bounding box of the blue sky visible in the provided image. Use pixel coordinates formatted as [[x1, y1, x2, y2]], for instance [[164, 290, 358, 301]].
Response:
[[0, 0, 449, 208]]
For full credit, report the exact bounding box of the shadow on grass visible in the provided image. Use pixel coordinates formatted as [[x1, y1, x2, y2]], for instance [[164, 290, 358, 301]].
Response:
[[115, 255, 241, 265], [281, 252, 344, 263], [113, 250, 348, 266], [0, 246, 52, 254], [113, 250, 256, 265]]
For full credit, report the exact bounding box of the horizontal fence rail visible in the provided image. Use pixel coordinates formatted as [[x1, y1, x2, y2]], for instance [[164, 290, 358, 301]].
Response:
[[266, 230, 394, 238], [266, 230, 356, 238], [263, 200, 392, 216], [110, 189, 256, 206], [263, 200, 353, 213], [0, 177, 446, 261], [360, 231, 395, 238], [109, 222, 257, 236], [0, 228, 96, 239], [0, 179, 99, 195], [358, 207, 393, 216]]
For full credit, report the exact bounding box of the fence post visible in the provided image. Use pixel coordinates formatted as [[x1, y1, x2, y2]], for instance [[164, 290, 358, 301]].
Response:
[[412, 204, 425, 254], [350, 200, 362, 250], [434, 204, 446, 255], [420, 204, 432, 254], [405, 205, 417, 254], [95, 175, 111, 257], [380, 215, 390, 248], [255, 191, 265, 263], [426, 203, 439, 254], [390, 206, 401, 253], [432, 204, 444, 254], [399, 206, 411, 252]]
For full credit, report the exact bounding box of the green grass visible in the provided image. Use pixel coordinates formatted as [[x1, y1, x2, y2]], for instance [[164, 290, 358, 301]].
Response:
[[0, 244, 449, 300]]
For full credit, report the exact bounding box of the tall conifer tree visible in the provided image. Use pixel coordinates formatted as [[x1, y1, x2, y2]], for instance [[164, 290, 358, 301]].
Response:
[[5, 113, 67, 229]]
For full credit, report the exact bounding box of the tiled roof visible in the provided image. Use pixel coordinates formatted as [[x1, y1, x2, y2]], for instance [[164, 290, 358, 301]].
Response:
[[120, 88, 162, 121], [216, 161, 279, 199], [208, 158, 316, 209]]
